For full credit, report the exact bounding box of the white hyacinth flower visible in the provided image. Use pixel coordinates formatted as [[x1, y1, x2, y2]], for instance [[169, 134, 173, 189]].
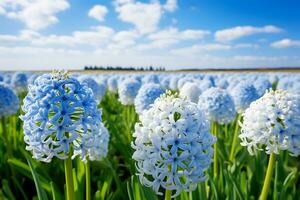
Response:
[[240, 90, 300, 156], [132, 92, 216, 197]]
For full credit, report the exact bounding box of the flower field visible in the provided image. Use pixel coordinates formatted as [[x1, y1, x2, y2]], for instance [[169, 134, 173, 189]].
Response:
[[0, 71, 299, 200]]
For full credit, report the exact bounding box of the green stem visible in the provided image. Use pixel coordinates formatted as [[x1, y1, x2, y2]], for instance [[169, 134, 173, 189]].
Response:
[[273, 161, 278, 200], [86, 161, 91, 200], [224, 124, 228, 138], [213, 122, 218, 178], [260, 153, 276, 200], [126, 106, 131, 142], [229, 114, 241, 162], [164, 190, 172, 200], [64, 157, 75, 200], [11, 116, 17, 150]]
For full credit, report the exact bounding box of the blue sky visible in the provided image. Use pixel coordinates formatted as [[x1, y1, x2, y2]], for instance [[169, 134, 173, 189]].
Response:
[[0, 0, 300, 70]]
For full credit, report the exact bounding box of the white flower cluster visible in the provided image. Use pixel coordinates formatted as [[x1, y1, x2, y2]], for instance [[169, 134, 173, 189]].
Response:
[[179, 82, 201, 103], [118, 78, 141, 105], [198, 87, 236, 124], [240, 90, 300, 156], [132, 92, 216, 197]]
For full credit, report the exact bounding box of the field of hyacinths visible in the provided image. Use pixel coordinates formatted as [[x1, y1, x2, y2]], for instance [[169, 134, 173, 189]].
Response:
[[0, 70, 299, 200]]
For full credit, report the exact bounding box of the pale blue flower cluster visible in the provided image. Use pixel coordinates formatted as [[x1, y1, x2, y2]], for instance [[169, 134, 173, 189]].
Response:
[[198, 87, 236, 124], [118, 78, 141, 105], [277, 76, 300, 94], [132, 93, 215, 197], [169, 76, 180, 90], [240, 90, 300, 156], [198, 78, 215, 92], [21, 71, 109, 162], [161, 76, 171, 90], [253, 78, 272, 97], [73, 122, 109, 162], [177, 77, 198, 89], [107, 76, 118, 93], [231, 82, 259, 113], [0, 83, 19, 117], [215, 78, 229, 89], [79, 76, 104, 102], [11, 72, 28, 92], [28, 74, 40, 85], [142, 74, 160, 84], [97, 81, 107, 99], [3, 73, 12, 85], [179, 82, 202, 103], [134, 83, 164, 114]]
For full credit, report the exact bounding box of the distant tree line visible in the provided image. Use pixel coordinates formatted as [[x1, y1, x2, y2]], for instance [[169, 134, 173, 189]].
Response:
[[84, 66, 165, 71]]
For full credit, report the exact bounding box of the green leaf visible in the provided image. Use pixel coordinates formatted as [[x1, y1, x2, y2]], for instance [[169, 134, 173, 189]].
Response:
[[73, 168, 80, 200], [27, 157, 49, 200], [2, 179, 16, 200], [126, 179, 134, 200], [51, 182, 63, 200], [227, 170, 244, 200], [208, 174, 219, 200], [100, 181, 109, 200], [8, 158, 52, 192], [133, 177, 142, 200]]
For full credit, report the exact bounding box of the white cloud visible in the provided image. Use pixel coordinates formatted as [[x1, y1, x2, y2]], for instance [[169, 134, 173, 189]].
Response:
[[215, 25, 282, 42], [0, 26, 210, 52], [72, 26, 115, 45], [108, 30, 140, 50], [113, 30, 140, 43], [136, 28, 210, 50], [88, 5, 108, 21], [148, 27, 210, 40], [19, 30, 41, 40], [271, 39, 300, 48], [114, 0, 180, 34], [0, 0, 70, 30], [0, 26, 210, 50], [0, 46, 83, 56], [0, 26, 115, 47], [171, 43, 231, 56], [233, 55, 281, 62], [0, 29, 41, 42], [0, 34, 20, 42], [114, 0, 134, 5], [0, 6, 6, 14], [233, 43, 259, 49], [114, 1, 162, 34], [164, 0, 178, 12], [136, 39, 178, 50], [34, 26, 115, 46]]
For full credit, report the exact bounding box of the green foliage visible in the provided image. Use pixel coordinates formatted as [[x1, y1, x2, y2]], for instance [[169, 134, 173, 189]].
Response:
[[0, 91, 299, 200]]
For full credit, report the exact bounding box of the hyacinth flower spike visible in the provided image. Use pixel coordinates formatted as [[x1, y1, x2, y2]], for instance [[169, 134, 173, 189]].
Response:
[[134, 83, 164, 115], [132, 91, 216, 199], [21, 70, 109, 200], [239, 90, 300, 200], [198, 87, 236, 177], [179, 82, 201, 103]]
